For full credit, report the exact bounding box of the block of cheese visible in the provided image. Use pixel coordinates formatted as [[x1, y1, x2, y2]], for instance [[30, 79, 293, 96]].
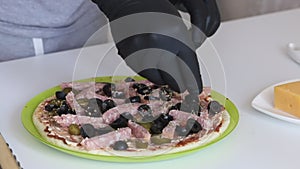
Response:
[[274, 81, 300, 118]]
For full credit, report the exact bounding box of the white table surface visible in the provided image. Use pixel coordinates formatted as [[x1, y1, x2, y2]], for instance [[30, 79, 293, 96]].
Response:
[[1, 8, 300, 169]]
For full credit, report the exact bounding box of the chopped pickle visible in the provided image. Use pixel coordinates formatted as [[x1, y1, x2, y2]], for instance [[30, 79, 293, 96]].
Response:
[[138, 122, 152, 131], [76, 98, 89, 108], [68, 124, 81, 135], [135, 140, 148, 149], [62, 87, 72, 94], [150, 136, 171, 145], [50, 99, 61, 106], [48, 111, 58, 117]]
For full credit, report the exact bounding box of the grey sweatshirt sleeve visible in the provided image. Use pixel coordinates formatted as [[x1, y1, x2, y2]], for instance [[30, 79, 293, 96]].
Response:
[[0, 0, 108, 61]]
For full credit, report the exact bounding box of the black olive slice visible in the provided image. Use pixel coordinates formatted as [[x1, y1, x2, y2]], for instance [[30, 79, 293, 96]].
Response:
[[186, 118, 202, 134], [112, 141, 128, 150], [175, 126, 188, 136], [101, 99, 116, 112], [96, 126, 114, 135], [159, 86, 173, 101], [132, 83, 152, 95], [85, 98, 103, 117], [150, 122, 164, 135], [55, 91, 67, 100], [128, 96, 141, 103], [109, 116, 129, 129], [124, 77, 135, 82], [102, 83, 116, 97], [208, 101, 222, 116], [80, 124, 97, 138]]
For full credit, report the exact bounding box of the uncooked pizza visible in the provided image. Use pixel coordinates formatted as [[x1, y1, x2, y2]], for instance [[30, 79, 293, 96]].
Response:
[[33, 77, 230, 157]]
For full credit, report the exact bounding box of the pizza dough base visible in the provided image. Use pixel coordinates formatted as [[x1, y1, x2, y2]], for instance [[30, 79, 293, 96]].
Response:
[[33, 98, 231, 157]]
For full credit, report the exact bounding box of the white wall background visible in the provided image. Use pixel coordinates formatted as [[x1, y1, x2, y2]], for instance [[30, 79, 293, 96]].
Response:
[[217, 0, 300, 20]]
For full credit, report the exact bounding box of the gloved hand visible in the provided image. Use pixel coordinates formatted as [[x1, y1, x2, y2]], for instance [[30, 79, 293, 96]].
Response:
[[170, 0, 221, 47], [91, 0, 220, 94]]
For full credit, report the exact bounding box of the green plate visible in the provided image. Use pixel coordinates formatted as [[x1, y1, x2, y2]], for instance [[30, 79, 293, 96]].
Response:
[[21, 76, 239, 162]]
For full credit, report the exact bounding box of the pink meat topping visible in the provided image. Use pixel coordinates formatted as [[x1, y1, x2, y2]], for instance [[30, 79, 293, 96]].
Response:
[[53, 114, 107, 128], [128, 121, 151, 141], [75, 86, 125, 105], [80, 127, 132, 150], [76, 87, 107, 100], [199, 87, 211, 100], [60, 82, 95, 90], [169, 110, 201, 126], [148, 100, 173, 117], [102, 103, 141, 124], [162, 121, 179, 139], [169, 109, 223, 131], [65, 92, 86, 115]]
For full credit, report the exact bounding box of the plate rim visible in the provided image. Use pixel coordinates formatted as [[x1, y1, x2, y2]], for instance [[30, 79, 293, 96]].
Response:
[[21, 76, 239, 162], [251, 78, 300, 124]]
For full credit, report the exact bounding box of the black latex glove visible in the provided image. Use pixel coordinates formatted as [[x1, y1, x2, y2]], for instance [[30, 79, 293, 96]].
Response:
[[170, 0, 221, 47], [91, 0, 219, 94]]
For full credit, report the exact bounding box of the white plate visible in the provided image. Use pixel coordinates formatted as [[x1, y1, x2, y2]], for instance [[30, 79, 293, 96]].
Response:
[[251, 79, 300, 124]]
